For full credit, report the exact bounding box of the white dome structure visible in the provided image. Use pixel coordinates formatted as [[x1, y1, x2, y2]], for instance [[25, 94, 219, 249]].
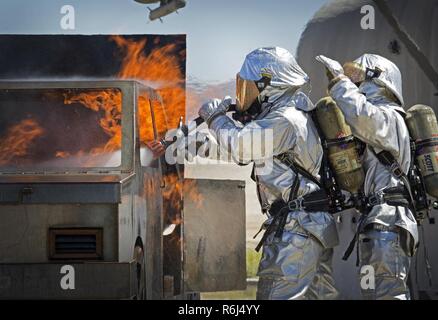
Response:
[[297, 0, 438, 299], [297, 0, 438, 111]]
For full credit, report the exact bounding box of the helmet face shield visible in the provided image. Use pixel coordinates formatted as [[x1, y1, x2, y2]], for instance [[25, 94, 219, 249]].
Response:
[[236, 73, 260, 112]]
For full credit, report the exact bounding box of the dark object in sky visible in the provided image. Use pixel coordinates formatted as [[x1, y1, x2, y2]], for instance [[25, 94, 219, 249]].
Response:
[[134, 0, 186, 22]]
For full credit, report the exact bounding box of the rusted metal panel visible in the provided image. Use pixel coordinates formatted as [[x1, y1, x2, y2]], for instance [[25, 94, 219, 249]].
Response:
[[0, 80, 170, 299], [183, 179, 246, 293]]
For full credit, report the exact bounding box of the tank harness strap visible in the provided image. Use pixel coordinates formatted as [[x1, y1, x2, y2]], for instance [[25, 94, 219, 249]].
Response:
[[325, 135, 355, 148], [366, 186, 411, 208], [276, 153, 323, 188], [273, 174, 300, 241], [251, 164, 269, 214], [276, 154, 333, 215], [254, 154, 324, 252], [343, 149, 415, 264], [343, 213, 369, 265], [372, 149, 417, 215], [254, 174, 299, 253]]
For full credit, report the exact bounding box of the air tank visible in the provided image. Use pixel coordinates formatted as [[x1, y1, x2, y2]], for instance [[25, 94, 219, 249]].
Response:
[[406, 104, 438, 198], [314, 97, 364, 195]]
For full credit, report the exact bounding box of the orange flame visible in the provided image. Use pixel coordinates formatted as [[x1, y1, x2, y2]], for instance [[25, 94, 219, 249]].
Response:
[[112, 35, 186, 141], [60, 36, 186, 157], [63, 89, 122, 153], [0, 119, 45, 166], [162, 173, 204, 225], [55, 151, 71, 159]]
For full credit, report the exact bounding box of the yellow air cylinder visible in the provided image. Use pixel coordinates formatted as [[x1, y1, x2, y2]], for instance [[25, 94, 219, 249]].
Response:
[[315, 97, 365, 195], [406, 104, 438, 199]]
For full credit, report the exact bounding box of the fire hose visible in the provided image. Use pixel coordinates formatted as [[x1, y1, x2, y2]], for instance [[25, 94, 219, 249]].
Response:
[[160, 104, 238, 149]]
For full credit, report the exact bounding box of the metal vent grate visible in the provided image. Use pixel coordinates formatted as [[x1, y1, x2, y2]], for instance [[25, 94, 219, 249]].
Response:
[[49, 228, 103, 260]]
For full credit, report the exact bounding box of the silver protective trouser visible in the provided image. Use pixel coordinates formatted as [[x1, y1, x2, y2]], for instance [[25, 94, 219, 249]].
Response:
[[256, 218, 339, 300], [359, 228, 411, 300]]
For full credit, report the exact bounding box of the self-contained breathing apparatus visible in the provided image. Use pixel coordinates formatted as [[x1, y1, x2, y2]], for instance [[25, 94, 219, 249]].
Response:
[[406, 105, 438, 216], [314, 59, 438, 268], [339, 104, 438, 276], [188, 71, 438, 258], [339, 61, 436, 223], [252, 95, 438, 261], [253, 97, 363, 252]]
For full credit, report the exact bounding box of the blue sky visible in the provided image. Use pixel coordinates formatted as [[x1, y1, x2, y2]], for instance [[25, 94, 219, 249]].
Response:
[[0, 0, 327, 82]]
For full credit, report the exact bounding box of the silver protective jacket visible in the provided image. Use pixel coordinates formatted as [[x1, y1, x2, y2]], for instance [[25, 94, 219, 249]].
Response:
[[329, 77, 419, 250], [208, 91, 339, 249]]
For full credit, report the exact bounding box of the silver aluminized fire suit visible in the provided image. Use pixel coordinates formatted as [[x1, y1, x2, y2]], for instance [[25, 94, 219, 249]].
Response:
[[198, 47, 339, 300], [319, 54, 419, 300]]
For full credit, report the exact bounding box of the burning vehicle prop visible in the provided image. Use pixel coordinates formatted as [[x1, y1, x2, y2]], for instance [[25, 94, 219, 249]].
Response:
[[0, 34, 246, 300], [0, 79, 246, 299]]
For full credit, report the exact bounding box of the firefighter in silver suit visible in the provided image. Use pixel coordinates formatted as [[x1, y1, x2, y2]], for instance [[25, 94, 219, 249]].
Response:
[[198, 47, 339, 300], [317, 54, 419, 300]]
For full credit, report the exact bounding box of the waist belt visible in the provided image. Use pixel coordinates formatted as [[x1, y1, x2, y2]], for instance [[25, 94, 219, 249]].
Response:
[[254, 189, 331, 252], [365, 186, 411, 208], [343, 186, 409, 265], [285, 189, 331, 213], [364, 223, 400, 233]]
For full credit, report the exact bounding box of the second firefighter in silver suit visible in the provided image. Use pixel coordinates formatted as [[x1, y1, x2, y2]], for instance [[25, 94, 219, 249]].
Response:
[[317, 54, 419, 300], [198, 47, 339, 300]]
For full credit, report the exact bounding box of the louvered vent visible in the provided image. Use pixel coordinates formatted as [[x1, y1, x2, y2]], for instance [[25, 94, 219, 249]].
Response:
[[49, 228, 103, 260]]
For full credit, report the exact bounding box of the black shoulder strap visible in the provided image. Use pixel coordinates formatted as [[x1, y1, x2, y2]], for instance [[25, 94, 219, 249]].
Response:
[[371, 148, 417, 215], [276, 153, 323, 188], [372, 148, 406, 181]]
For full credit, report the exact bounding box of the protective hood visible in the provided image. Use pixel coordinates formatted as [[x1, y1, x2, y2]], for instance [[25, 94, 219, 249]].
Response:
[[354, 54, 405, 108], [359, 81, 404, 113], [292, 91, 316, 112], [239, 47, 310, 99]]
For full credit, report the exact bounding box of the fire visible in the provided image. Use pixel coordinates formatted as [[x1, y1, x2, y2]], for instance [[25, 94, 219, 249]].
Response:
[[60, 35, 186, 157], [55, 151, 71, 159], [63, 89, 123, 153], [162, 173, 204, 225], [112, 35, 186, 141], [0, 119, 45, 166], [184, 179, 204, 210]]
